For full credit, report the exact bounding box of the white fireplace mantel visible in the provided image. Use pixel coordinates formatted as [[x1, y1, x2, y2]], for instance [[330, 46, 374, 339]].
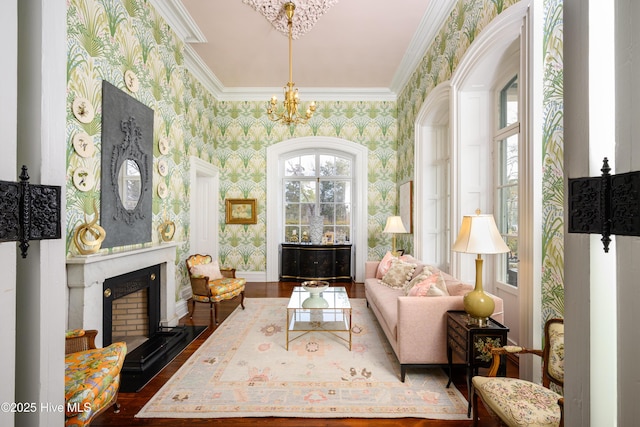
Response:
[[66, 243, 180, 347]]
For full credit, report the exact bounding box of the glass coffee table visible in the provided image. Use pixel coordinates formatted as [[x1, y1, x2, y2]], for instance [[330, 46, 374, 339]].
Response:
[[286, 286, 352, 350]]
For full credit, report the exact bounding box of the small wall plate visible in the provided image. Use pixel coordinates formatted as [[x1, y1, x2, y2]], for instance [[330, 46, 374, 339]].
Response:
[[124, 69, 140, 93], [158, 136, 170, 155], [72, 167, 94, 192], [72, 132, 95, 158], [158, 159, 168, 177], [72, 97, 95, 124], [157, 181, 168, 199]]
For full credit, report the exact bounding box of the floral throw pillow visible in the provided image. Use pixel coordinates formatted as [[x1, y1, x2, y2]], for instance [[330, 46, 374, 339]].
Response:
[[380, 259, 416, 289], [407, 274, 439, 296], [190, 260, 223, 280], [376, 251, 398, 279], [403, 266, 434, 294]]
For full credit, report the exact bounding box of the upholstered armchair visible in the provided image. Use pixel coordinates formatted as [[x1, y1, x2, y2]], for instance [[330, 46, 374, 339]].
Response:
[[65, 329, 127, 427], [185, 254, 246, 324], [472, 318, 564, 427]]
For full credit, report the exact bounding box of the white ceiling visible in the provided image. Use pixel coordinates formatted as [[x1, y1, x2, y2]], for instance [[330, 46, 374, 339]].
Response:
[[151, 0, 457, 100]]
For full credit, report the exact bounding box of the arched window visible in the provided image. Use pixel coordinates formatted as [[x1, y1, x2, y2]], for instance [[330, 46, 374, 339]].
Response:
[[283, 151, 353, 243]]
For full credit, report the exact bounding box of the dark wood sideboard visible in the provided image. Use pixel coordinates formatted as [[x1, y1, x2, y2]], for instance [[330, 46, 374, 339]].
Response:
[[280, 243, 352, 281]]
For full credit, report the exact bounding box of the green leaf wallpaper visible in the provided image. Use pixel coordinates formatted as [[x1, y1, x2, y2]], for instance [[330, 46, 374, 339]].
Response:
[[541, 0, 564, 321], [66, 0, 564, 319]]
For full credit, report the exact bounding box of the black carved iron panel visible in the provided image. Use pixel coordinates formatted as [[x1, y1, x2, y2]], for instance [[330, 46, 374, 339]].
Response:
[[101, 80, 153, 248], [0, 165, 61, 257], [568, 158, 640, 252]]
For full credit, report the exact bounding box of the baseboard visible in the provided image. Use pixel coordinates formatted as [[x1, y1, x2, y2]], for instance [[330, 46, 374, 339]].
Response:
[[236, 271, 268, 282], [175, 298, 188, 319]]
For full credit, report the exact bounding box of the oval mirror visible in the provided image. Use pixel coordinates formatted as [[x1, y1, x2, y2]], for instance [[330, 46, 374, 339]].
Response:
[[118, 159, 142, 211]]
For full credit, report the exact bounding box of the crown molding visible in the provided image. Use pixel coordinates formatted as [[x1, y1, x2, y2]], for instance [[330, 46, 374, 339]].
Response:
[[389, 0, 457, 94], [149, 0, 206, 43]]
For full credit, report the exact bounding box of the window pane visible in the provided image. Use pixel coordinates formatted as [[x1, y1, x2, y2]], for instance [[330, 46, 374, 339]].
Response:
[[319, 181, 334, 202], [334, 181, 350, 203], [285, 203, 299, 224], [301, 203, 315, 223], [335, 156, 351, 176], [500, 76, 518, 128], [284, 155, 315, 176], [335, 204, 350, 224], [300, 181, 316, 204], [319, 155, 336, 176], [320, 203, 334, 223], [285, 180, 300, 202]]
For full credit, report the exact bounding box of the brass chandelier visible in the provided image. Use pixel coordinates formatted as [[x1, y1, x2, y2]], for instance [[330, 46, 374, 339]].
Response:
[[267, 2, 316, 125]]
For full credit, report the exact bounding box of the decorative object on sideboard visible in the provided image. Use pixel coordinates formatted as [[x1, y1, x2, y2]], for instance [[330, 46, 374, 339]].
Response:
[[266, 2, 316, 125], [225, 198, 257, 224], [452, 210, 509, 327], [309, 215, 324, 244], [383, 215, 407, 257], [568, 157, 640, 252], [100, 80, 153, 248], [0, 165, 61, 258], [73, 200, 106, 255]]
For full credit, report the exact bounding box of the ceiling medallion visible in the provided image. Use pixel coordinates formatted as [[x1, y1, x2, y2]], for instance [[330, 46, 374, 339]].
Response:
[[243, 0, 339, 39]]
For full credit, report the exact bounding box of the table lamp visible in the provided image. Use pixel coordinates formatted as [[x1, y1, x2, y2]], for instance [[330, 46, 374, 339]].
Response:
[[452, 210, 509, 326], [383, 216, 407, 256]]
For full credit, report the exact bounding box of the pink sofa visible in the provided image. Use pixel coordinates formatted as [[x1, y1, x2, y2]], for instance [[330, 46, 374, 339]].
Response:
[[364, 259, 504, 381]]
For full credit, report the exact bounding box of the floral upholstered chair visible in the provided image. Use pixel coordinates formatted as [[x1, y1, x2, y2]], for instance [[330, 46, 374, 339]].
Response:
[[186, 254, 246, 324], [472, 318, 564, 427], [64, 329, 127, 427]]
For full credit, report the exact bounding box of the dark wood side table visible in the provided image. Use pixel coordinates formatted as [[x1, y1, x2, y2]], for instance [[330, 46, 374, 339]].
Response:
[[446, 310, 509, 417]]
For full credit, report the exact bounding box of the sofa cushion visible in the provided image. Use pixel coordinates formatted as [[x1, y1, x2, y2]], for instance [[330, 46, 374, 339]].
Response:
[[403, 266, 432, 294], [376, 251, 397, 278], [400, 255, 427, 281], [380, 259, 416, 288], [407, 274, 438, 296], [366, 279, 400, 339]]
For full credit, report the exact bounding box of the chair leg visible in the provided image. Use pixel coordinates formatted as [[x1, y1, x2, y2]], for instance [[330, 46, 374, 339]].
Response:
[[240, 290, 245, 310], [213, 301, 219, 325]]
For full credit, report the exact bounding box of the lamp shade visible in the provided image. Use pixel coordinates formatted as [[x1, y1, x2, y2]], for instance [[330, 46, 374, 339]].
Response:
[[383, 216, 407, 234], [452, 213, 509, 254]]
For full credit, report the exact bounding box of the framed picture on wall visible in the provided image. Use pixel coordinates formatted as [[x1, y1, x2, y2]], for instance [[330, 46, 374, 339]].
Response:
[[399, 181, 413, 233], [225, 199, 257, 224]]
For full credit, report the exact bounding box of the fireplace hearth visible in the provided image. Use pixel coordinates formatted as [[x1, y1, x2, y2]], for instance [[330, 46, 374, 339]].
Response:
[[103, 264, 189, 390]]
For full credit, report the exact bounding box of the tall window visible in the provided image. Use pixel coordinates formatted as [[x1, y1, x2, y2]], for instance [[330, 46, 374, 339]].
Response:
[[283, 151, 352, 243], [495, 76, 519, 287]]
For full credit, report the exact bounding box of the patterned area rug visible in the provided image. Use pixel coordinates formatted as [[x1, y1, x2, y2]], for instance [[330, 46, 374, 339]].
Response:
[[136, 298, 468, 419]]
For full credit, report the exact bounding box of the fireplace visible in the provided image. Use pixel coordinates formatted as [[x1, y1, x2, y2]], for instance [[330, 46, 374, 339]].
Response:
[[102, 264, 187, 377], [66, 243, 206, 391], [102, 264, 161, 349], [66, 243, 180, 348]]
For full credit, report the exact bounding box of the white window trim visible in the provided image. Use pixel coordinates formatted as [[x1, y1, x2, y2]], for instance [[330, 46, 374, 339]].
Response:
[[266, 137, 368, 282]]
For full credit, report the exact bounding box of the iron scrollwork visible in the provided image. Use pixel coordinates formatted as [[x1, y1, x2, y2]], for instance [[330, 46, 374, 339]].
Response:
[[568, 157, 640, 252], [0, 165, 61, 257]]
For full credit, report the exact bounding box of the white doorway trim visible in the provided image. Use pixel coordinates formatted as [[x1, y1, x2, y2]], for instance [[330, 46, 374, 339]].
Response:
[[266, 137, 368, 282], [414, 81, 451, 267], [189, 156, 219, 261]]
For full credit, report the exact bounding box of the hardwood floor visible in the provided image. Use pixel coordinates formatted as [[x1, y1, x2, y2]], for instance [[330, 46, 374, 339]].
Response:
[[93, 281, 510, 426]]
